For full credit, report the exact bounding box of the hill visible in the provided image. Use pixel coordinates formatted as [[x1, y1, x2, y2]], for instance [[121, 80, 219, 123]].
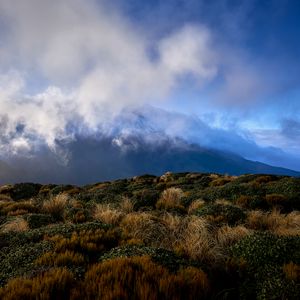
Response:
[[0, 172, 299, 299], [1, 135, 299, 185]]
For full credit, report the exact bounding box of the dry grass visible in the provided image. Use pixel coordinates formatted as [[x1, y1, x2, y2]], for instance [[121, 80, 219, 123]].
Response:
[[188, 199, 205, 214], [156, 187, 184, 210], [177, 216, 222, 263], [42, 194, 68, 220], [119, 197, 134, 213], [93, 204, 124, 225], [215, 199, 232, 206], [217, 225, 252, 248], [1, 217, 29, 233], [120, 212, 168, 247], [80, 256, 210, 300], [283, 262, 300, 282], [246, 209, 300, 236]]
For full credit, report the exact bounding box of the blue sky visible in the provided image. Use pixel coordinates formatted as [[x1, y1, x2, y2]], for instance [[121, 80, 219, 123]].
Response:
[[0, 0, 299, 172]]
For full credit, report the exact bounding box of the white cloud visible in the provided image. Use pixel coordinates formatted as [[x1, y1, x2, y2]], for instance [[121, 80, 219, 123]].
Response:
[[0, 0, 218, 155]]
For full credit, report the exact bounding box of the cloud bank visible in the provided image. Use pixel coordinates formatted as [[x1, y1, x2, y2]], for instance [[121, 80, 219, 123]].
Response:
[[0, 0, 218, 156], [0, 0, 299, 181]]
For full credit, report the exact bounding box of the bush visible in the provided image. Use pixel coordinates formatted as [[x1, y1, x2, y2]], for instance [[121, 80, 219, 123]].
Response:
[[9, 183, 41, 201], [132, 189, 159, 210], [0, 241, 53, 286], [231, 233, 300, 299], [194, 204, 246, 225], [25, 214, 54, 229]]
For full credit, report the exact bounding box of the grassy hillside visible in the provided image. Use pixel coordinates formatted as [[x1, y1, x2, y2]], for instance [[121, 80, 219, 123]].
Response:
[[0, 172, 299, 299]]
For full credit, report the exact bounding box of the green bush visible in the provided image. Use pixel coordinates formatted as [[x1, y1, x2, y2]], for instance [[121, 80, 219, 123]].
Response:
[[25, 214, 54, 229], [194, 204, 246, 225], [9, 183, 41, 201], [231, 233, 300, 299]]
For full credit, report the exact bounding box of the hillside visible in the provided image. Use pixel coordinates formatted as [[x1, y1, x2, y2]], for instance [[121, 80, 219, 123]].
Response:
[[1, 135, 299, 185], [0, 172, 299, 299]]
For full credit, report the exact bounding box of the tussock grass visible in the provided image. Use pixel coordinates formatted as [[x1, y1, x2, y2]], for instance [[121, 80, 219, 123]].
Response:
[[42, 194, 68, 221], [246, 209, 300, 236], [93, 204, 124, 225], [217, 225, 251, 248], [188, 199, 205, 214], [79, 256, 210, 300], [1, 217, 29, 233], [119, 197, 134, 213], [156, 187, 184, 210]]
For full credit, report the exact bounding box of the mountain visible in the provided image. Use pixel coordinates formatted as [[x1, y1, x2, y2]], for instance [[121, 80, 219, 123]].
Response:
[[0, 134, 299, 185]]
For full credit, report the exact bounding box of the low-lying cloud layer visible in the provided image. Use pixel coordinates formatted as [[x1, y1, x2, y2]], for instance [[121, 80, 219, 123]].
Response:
[[0, 0, 299, 182]]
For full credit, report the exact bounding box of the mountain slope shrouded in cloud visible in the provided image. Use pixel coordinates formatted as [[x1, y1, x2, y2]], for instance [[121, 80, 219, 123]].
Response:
[[0, 0, 300, 183], [0, 129, 299, 185]]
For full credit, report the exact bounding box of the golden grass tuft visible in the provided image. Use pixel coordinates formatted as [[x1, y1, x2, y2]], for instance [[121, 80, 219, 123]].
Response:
[[119, 197, 134, 213], [79, 256, 210, 300], [246, 209, 300, 236], [0, 268, 75, 300], [217, 225, 251, 248], [156, 187, 184, 210], [42, 194, 68, 220], [283, 262, 300, 282], [120, 212, 168, 247], [178, 216, 222, 263], [35, 250, 85, 267], [188, 199, 205, 214], [1, 217, 29, 233], [93, 204, 124, 225]]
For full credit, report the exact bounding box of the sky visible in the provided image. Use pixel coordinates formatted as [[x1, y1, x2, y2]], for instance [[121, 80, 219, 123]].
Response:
[[0, 0, 300, 181]]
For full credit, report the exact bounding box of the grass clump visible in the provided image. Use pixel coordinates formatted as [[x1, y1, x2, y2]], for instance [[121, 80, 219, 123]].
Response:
[[42, 194, 68, 221], [77, 256, 210, 300]]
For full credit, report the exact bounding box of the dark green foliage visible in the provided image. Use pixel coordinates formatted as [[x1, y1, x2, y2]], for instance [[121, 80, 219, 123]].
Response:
[[50, 185, 76, 196], [231, 233, 300, 299], [231, 232, 300, 268], [25, 214, 54, 229], [100, 245, 191, 272], [9, 183, 41, 201], [194, 204, 246, 225], [0, 241, 53, 286], [65, 207, 92, 224], [132, 189, 160, 210]]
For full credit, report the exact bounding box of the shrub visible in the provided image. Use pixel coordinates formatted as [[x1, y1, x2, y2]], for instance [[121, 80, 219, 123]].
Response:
[[42, 194, 68, 221], [9, 183, 41, 201], [231, 233, 300, 299], [0, 241, 53, 286], [25, 214, 54, 229], [265, 193, 287, 207], [194, 204, 246, 226], [66, 207, 91, 224], [0, 268, 75, 300], [132, 189, 159, 210], [77, 256, 210, 300]]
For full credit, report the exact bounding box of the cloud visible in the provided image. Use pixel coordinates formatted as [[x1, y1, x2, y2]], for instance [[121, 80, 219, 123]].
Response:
[[0, 0, 218, 155]]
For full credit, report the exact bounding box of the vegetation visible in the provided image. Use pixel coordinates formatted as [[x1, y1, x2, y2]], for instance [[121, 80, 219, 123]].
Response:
[[0, 172, 299, 299]]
